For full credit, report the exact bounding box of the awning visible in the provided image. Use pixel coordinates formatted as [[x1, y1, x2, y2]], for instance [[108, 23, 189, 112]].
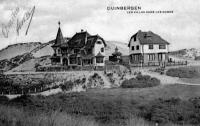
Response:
[[95, 52, 104, 57]]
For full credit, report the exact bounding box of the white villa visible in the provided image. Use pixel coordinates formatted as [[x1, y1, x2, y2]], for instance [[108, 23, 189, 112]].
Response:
[[128, 30, 170, 66]]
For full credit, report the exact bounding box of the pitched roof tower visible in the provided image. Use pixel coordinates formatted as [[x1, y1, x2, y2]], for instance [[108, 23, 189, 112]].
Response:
[[52, 21, 64, 47]]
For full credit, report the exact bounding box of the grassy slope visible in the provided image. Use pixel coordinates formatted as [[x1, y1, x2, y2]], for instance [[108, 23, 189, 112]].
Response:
[[0, 40, 128, 72], [1, 84, 199, 126], [0, 42, 41, 60], [166, 66, 200, 84], [9, 56, 51, 72], [86, 84, 200, 102]]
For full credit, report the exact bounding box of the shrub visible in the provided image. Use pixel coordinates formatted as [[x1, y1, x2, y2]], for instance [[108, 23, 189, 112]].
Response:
[[1, 92, 200, 125], [92, 73, 99, 78], [166, 67, 199, 78], [60, 81, 74, 91], [121, 75, 160, 88], [144, 98, 198, 125]]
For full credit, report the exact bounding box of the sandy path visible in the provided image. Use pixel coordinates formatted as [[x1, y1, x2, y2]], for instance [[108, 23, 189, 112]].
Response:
[[98, 72, 112, 88], [140, 69, 200, 85]]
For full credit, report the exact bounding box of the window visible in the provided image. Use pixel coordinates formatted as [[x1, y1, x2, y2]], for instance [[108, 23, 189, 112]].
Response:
[[57, 48, 61, 54], [132, 46, 134, 50], [136, 45, 139, 50], [148, 54, 155, 61], [158, 53, 164, 61], [159, 45, 166, 49], [149, 44, 153, 49], [133, 54, 141, 61], [101, 47, 104, 52], [134, 36, 136, 41], [83, 59, 92, 65], [96, 57, 104, 63]]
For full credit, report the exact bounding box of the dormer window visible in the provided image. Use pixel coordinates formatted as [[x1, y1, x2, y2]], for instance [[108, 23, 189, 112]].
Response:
[[144, 34, 147, 38], [97, 41, 102, 44]]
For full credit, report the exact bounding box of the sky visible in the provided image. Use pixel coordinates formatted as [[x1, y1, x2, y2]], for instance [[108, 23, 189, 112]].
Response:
[[0, 0, 200, 51]]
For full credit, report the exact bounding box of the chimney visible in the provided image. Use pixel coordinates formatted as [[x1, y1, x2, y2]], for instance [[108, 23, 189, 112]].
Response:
[[81, 29, 84, 32]]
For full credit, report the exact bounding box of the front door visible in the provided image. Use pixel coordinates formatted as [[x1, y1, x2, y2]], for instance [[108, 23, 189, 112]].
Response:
[[63, 58, 68, 66]]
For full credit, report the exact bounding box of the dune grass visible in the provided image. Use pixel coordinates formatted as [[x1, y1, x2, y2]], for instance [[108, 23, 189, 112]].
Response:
[[0, 105, 98, 126], [0, 84, 200, 126]]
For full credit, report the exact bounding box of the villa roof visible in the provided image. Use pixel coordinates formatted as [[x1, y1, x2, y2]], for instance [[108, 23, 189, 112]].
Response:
[[67, 31, 90, 48], [51, 25, 106, 49], [128, 30, 170, 47], [67, 31, 106, 48]]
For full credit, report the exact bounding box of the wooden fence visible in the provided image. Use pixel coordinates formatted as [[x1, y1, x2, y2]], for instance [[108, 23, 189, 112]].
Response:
[[36, 65, 120, 72], [129, 61, 187, 67]]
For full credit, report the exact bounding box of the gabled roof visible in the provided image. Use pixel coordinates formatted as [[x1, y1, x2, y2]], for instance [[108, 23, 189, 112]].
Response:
[[52, 27, 65, 47], [67, 31, 90, 48], [95, 52, 104, 57], [85, 35, 106, 48], [128, 30, 170, 47], [67, 31, 106, 48]]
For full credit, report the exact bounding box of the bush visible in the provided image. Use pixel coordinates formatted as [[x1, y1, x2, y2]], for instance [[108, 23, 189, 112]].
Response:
[[166, 67, 199, 78], [60, 81, 74, 91], [2, 92, 200, 125], [144, 98, 198, 125], [121, 75, 160, 88]]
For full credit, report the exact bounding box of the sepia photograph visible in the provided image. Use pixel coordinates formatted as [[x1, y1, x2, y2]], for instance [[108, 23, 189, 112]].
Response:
[[0, 0, 200, 126]]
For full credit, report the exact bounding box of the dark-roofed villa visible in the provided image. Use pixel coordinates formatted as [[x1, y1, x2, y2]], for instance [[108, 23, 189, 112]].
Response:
[[128, 30, 170, 66], [51, 22, 106, 69]]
